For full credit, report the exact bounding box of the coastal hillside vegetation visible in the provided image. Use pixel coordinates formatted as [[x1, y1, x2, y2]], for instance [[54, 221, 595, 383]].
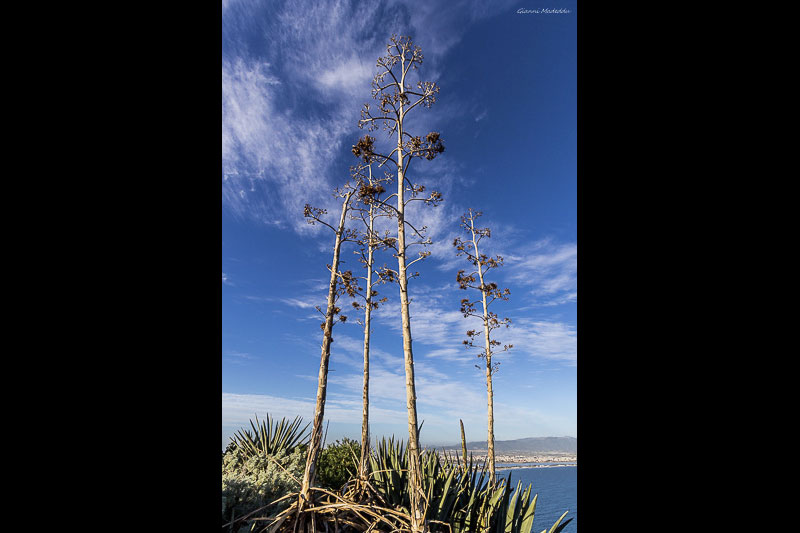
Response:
[[222, 417, 572, 533]]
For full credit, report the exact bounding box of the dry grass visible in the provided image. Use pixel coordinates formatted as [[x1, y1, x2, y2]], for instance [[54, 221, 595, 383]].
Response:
[[224, 478, 417, 533]]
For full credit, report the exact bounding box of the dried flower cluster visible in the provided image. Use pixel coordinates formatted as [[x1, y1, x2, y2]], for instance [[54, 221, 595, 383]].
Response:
[[303, 204, 327, 224], [405, 131, 445, 160], [357, 182, 386, 204], [351, 135, 375, 163]]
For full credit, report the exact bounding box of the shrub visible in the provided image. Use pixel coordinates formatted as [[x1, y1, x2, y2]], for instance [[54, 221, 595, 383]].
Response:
[[316, 438, 361, 491], [221, 446, 306, 532]]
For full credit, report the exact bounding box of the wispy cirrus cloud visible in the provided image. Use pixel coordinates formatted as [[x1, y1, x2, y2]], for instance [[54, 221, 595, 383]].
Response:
[[221, 54, 355, 231], [222, 0, 519, 233], [223, 392, 382, 428], [241, 293, 327, 313], [223, 350, 258, 366], [224, 342, 570, 446], [222, 1, 385, 231], [505, 319, 577, 365], [221, 391, 410, 441], [325, 353, 494, 437], [504, 239, 577, 306], [278, 297, 320, 310], [363, 278, 576, 367]]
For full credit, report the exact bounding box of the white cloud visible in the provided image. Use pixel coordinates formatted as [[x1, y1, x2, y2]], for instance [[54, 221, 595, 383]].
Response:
[[223, 308, 575, 447], [222, 56, 353, 232], [424, 347, 463, 361], [225, 350, 255, 359], [371, 286, 473, 351], [317, 58, 374, 92], [279, 297, 320, 310], [504, 239, 577, 305], [505, 319, 577, 365], [222, 391, 409, 434], [223, 350, 258, 366], [222, 392, 314, 429], [221, 0, 512, 232], [365, 276, 576, 366]]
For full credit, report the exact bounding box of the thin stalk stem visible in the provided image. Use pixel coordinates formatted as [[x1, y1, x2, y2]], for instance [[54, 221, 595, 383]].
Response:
[[299, 189, 355, 511], [469, 214, 496, 486]]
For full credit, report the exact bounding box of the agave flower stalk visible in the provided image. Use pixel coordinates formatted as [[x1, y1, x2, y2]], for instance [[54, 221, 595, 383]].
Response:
[[299, 183, 360, 510], [454, 209, 513, 486], [350, 163, 394, 480], [356, 34, 445, 533], [460, 419, 468, 467]]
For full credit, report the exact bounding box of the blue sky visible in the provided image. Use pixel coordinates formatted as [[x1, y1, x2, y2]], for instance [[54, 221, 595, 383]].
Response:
[[222, 0, 577, 450]]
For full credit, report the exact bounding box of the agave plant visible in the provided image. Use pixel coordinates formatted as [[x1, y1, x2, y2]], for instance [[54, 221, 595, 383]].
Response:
[[228, 414, 310, 460], [366, 437, 572, 533], [539, 510, 572, 533]]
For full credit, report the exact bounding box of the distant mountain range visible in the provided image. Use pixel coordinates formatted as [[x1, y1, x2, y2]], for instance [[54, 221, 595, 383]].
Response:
[[440, 436, 577, 454]]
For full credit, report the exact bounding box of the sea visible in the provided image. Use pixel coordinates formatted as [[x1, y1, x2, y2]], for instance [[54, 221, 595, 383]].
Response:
[[495, 463, 577, 533]]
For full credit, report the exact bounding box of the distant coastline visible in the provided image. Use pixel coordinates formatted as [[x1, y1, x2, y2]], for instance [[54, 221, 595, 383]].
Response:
[[496, 462, 576, 470], [435, 451, 577, 468]]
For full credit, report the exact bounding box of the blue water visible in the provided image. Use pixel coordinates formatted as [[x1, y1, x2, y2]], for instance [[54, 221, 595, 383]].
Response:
[[497, 462, 576, 468], [496, 466, 577, 533]]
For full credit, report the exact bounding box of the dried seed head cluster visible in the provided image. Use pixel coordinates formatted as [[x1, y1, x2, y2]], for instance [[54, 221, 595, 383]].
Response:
[[456, 270, 477, 291], [454, 210, 513, 371], [404, 132, 445, 161], [377, 91, 410, 114], [339, 270, 359, 298], [424, 132, 444, 159], [418, 81, 439, 108], [351, 135, 375, 163], [304, 204, 327, 224], [426, 191, 443, 204], [377, 266, 396, 284], [375, 34, 423, 73], [357, 182, 386, 204]]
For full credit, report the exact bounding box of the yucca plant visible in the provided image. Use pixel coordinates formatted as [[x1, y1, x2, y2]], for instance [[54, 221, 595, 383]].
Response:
[[228, 414, 310, 460]]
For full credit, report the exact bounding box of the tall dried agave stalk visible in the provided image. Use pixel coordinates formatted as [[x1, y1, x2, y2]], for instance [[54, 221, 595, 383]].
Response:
[[454, 209, 513, 486], [299, 184, 360, 511], [459, 419, 468, 466], [356, 34, 445, 533], [350, 163, 394, 480]]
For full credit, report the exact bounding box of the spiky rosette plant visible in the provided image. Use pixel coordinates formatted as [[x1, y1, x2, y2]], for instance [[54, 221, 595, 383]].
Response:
[[228, 414, 310, 460], [250, 434, 571, 533], [365, 437, 571, 533]]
